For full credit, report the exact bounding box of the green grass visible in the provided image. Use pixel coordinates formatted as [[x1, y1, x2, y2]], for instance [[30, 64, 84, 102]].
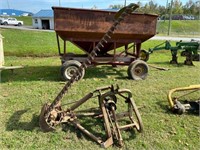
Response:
[[0, 28, 177, 57], [15, 16, 33, 26], [0, 28, 83, 56], [1, 28, 58, 56], [1, 54, 200, 149], [157, 20, 200, 36], [0, 26, 199, 149]]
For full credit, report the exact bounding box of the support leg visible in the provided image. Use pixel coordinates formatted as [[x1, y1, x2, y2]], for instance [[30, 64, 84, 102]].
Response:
[[170, 50, 178, 64]]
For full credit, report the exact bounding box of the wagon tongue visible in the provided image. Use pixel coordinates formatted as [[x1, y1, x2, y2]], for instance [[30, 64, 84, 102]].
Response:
[[39, 3, 139, 131]]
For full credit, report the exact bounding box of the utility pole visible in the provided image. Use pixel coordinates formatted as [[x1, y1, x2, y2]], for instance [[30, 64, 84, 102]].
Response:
[[59, 0, 61, 6], [168, 0, 173, 35], [164, 0, 169, 22], [6, 0, 10, 9], [124, 0, 126, 6], [197, 1, 200, 20]]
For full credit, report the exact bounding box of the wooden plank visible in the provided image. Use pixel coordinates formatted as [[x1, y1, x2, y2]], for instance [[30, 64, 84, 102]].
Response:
[[0, 66, 24, 71], [0, 34, 4, 67]]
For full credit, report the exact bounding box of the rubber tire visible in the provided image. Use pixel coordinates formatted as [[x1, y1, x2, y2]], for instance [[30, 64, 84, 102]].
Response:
[[3, 22, 8, 25], [18, 22, 22, 26], [127, 60, 148, 80], [61, 60, 85, 81], [140, 50, 149, 62], [181, 51, 188, 56]]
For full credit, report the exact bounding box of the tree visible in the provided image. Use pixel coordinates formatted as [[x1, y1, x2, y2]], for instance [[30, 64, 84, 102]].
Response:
[[109, 4, 123, 9], [91, 5, 98, 9], [172, 0, 183, 14], [184, 0, 199, 15], [108, 0, 199, 18]]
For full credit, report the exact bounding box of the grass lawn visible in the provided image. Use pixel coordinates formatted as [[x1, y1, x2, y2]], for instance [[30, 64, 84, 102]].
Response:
[[1, 28, 177, 57], [15, 16, 33, 26], [157, 20, 200, 37], [0, 26, 199, 149], [1, 52, 200, 149]]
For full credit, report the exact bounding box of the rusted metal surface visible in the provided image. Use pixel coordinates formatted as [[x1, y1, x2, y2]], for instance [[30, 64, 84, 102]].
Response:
[[52, 4, 155, 81], [39, 85, 143, 148], [40, 5, 144, 148], [46, 4, 140, 117], [53, 7, 158, 53]]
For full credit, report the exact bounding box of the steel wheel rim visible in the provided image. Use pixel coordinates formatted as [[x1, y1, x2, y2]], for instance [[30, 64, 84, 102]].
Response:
[[65, 66, 78, 79], [133, 64, 147, 77]]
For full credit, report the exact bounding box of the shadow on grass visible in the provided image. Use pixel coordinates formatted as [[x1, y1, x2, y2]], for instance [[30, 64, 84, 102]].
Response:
[[63, 117, 106, 141], [149, 61, 188, 67], [86, 66, 128, 80], [63, 116, 137, 147], [156, 101, 172, 114], [6, 109, 39, 131], [156, 101, 200, 116], [1, 65, 128, 83]]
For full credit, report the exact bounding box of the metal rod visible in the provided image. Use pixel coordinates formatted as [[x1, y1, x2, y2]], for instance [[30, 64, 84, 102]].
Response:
[[70, 93, 93, 111], [72, 121, 103, 144], [56, 34, 61, 55], [64, 40, 66, 55], [119, 123, 136, 130]]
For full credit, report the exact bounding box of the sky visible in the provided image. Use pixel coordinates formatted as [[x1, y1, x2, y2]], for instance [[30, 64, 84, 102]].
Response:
[[0, 0, 198, 13]]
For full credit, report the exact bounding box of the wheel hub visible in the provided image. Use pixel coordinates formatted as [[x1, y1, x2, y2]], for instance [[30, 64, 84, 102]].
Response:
[[65, 66, 77, 78]]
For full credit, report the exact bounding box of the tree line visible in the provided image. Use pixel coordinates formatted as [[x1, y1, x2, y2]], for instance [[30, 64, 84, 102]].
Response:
[[109, 0, 200, 18]]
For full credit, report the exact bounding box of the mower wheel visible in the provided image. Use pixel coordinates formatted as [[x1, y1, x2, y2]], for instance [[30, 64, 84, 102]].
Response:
[[127, 60, 148, 80], [39, 103, 55, 132], [140, 50, 149, 62], [61, 60, 85, 81]]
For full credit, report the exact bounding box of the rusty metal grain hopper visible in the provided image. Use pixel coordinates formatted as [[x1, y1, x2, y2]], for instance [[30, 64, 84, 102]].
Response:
[[52, 6, 158, 80]]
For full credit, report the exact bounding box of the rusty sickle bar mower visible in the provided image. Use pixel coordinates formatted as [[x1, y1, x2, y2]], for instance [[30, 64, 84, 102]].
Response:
[[40, 85, 143, 148], [168, 85, 200, 115], [39, 4, 143, 148]]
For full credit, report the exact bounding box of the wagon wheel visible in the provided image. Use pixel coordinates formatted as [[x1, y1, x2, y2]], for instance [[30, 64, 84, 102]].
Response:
[[128, 98, 143, 132], [139, 50, 149, 62], [61, 60, 85, 81], [181, 50, 188, 56], [127, 60, 148, 80]]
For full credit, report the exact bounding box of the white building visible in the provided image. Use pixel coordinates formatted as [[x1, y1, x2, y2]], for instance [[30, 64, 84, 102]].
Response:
[[32, 10, 54, 30]]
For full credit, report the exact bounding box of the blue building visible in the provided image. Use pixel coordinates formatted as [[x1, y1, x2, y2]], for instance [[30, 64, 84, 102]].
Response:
[[0, 9, 33, 16]]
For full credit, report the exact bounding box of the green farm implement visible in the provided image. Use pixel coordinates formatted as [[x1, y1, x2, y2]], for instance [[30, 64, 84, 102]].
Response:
[[140, 40, 200, 65]]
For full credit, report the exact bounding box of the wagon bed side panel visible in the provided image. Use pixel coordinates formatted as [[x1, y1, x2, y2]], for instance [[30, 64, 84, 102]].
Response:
[[53, 7, 158, 42]]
